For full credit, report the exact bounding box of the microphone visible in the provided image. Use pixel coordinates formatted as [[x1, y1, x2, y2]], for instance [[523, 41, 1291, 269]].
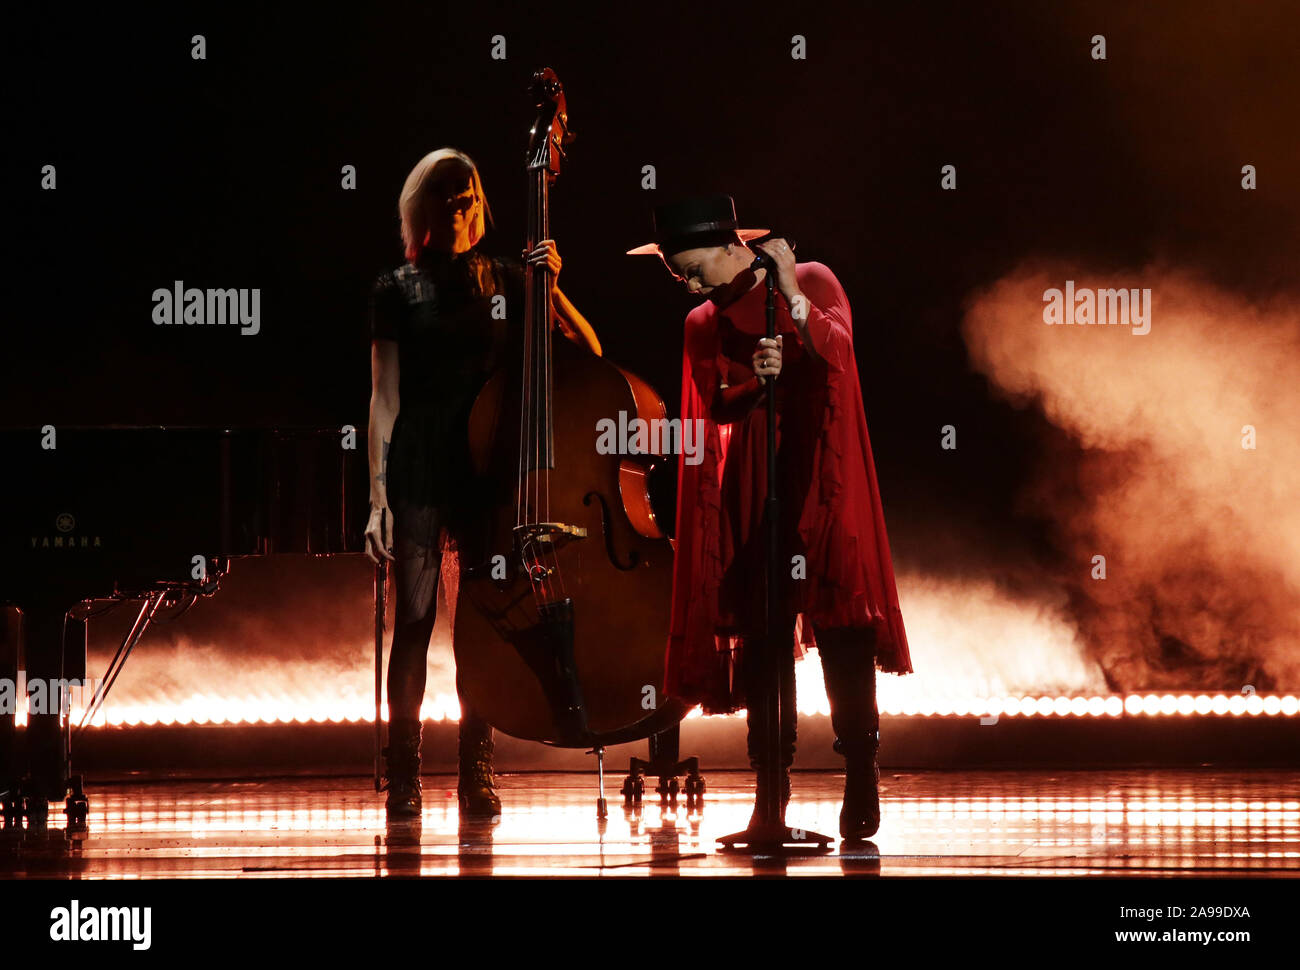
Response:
[[748, 235, 796, 270]]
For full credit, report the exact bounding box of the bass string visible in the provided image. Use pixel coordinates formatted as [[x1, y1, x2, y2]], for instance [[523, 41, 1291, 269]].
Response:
[[539, 228, 562, 603], [543, 174, 569, 598], [535, 257, 549, 601], [516, 251, 529, 531], [541, 85, 569, 608], [533, 180, 546, 599], [518, 261, 542, 599], [540, 178, 566, 602], [518, 171, 537, 533], [520, 171, 550, 604], [515, 165, 567, 605]]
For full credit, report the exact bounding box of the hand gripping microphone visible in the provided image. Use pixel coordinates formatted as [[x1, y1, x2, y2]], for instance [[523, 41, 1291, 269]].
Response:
[[747, 234, 796, 270]]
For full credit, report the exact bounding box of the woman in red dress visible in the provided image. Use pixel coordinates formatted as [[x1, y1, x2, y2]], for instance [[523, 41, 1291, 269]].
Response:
[[629, 194, 912, 839]]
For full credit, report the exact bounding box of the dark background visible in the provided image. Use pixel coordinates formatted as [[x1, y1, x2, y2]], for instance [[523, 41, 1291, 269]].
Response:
[[8, 1, 1298, 689]]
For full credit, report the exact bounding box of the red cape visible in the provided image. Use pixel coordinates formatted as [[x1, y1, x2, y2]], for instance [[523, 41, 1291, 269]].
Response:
[[666, 261, 912, 714]]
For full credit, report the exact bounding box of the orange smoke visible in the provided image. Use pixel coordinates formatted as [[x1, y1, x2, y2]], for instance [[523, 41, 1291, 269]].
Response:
[[961, 263, 1300, 690]]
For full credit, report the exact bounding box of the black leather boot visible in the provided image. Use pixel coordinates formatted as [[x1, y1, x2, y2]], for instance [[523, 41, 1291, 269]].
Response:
[[818, 627, 882, 839], [457, 710, 501, 817], [381, 718, 422, 817], [838, 731, 881, 840]]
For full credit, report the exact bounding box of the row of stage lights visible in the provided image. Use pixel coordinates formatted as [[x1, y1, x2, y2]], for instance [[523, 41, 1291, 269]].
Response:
[[10, 692, 1296, 728]]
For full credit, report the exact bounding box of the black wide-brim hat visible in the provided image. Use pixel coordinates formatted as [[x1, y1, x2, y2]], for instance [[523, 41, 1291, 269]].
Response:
[[626, 193, 768, 256]]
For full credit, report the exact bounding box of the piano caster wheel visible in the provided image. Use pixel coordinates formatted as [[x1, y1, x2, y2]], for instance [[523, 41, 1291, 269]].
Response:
[[656, 776, 679, 805], [684, 771, 706, 803], [620, 774, 644, 805]]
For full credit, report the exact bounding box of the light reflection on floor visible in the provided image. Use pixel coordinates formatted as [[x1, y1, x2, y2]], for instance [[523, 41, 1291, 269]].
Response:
[[3, 770, 1297, 878]]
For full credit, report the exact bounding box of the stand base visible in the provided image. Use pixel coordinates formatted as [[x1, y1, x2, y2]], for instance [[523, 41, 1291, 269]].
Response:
[[717, 821, 835, 852]]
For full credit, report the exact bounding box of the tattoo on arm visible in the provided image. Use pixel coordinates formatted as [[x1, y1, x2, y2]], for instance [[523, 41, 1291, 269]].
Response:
[[376, 437, 389, 487]]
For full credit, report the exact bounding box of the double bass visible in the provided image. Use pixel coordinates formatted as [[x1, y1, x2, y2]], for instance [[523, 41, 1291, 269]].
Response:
[[451, 69, 687, 748]]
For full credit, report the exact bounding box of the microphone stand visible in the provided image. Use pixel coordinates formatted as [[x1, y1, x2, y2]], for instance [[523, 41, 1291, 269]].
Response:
[[719, 261, 833, 852]]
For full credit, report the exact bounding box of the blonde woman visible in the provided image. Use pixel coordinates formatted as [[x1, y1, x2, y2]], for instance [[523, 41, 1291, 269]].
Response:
[[366, 148, 599, 817]]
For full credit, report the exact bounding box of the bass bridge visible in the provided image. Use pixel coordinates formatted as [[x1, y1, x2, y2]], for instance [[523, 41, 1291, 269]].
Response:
[[514, 522, 588, 543], [513, 521, 587, 586]]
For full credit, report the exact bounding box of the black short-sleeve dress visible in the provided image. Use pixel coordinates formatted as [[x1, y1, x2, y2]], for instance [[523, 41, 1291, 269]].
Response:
[[368, 246, 525, 551]]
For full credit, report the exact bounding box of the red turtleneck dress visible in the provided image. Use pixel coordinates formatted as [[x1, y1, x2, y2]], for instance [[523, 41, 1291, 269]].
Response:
[[666, 261, 912, 714]]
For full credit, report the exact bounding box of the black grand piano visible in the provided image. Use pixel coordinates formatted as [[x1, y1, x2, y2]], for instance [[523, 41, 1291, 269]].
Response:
[[0, 426, 369, 824]]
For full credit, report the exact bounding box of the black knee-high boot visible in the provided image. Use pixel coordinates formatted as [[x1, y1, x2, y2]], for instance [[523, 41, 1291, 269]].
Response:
[[457, 704, 501, 817], [818, 627, 881, 839], [382, 717, 423, 817]]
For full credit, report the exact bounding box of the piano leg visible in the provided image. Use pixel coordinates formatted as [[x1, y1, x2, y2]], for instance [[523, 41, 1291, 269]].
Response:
[[12, 600, 93, 826], [24, 605, 68, 815], [1, 603, 93, 825], [1, 606, 20, 825]]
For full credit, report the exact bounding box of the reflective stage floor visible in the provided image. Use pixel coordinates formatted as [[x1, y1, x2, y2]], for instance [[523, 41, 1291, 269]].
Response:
[[3, 769, 1297, 878]]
